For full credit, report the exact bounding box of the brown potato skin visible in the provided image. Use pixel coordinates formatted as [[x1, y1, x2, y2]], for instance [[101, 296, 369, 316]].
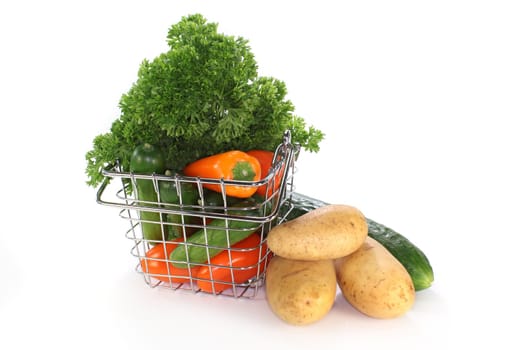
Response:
[[335, 237, 415, 319], [265, 256, 337, 325], [267, 204, 368, 260]]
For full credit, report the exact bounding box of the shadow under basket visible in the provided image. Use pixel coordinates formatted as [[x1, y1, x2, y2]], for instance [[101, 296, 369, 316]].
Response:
[[96, 131, 300, 299]]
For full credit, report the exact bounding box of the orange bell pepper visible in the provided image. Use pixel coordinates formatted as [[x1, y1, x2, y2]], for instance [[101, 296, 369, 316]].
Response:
[[140, 238, 199, 284], [183, 150, 261, 198], [195, 233, 270, 293], [246, 150, 284, 197]]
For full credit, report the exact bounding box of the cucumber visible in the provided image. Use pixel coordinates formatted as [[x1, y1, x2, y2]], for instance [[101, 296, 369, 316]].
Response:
[[169, 199, 263, 268], [199, 188, 243, 209], [159, 171, 199, 239], [282, 192, 434, 291], [130, 143, 166, 243]]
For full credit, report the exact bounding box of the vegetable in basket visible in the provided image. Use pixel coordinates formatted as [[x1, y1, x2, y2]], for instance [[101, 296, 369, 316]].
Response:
[[196, 233, 269, 293], [246, 150, 284, 197], [84, 13, 323, 189], [129, 143, 166, 243], [159, 170, 199, 239], [200, 188, 242, 208], [183, 150, 262, 198], [140, 238, 199, 284], [169, 198, 264, 268]]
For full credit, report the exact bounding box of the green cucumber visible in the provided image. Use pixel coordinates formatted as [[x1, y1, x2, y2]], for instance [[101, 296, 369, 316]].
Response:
[[199, 188, 243, 209], [282, 192, 434, 291], [170, 199, 262, 268], [130, 143, 166, 243], [159, 171, 199, 239]]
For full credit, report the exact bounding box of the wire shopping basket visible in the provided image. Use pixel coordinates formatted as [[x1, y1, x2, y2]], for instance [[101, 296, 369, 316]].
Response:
[[96, 131, 299, 298]]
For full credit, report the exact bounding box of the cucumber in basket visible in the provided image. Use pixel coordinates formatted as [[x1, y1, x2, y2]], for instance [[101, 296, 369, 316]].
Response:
[[130, 143, 166, 243], [282, 192, 434, 291], [169, 198, 264, 268]]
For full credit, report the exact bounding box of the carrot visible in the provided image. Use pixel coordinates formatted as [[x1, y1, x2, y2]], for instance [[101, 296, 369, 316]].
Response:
[[246, 150, 284, 197], [196, 233, 270, 293], [140, 238, 198, 284], [183, 150, 261, 198]]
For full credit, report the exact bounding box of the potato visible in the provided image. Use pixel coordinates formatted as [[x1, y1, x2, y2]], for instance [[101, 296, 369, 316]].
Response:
[[335, 237, 415, 319], [265, 256, 337, 325], [267, 204, 368, 260]]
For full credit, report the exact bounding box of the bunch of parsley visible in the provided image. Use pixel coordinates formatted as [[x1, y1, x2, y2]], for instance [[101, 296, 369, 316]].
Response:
[[85, 14, 324, 188]]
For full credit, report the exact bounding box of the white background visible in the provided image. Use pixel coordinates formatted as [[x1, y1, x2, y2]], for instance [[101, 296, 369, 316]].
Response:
[[1, 1, 524, 349]]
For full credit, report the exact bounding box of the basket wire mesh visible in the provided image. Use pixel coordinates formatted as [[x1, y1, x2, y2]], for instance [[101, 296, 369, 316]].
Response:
[[96, 131, 299, 298]]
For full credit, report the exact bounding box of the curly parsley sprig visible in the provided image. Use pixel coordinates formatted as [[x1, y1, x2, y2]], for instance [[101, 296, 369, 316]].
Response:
[[85, 13, 323, 188]]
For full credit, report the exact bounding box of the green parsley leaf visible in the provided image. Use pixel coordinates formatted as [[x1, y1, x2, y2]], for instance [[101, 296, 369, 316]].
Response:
[[85, 13, 323, 188]]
